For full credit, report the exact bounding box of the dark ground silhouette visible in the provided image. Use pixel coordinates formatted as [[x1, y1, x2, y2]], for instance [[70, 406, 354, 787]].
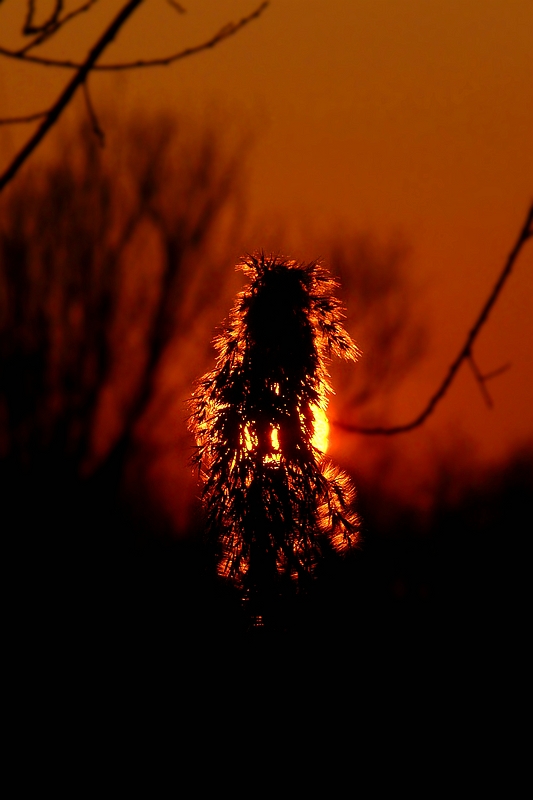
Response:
[[7, 446, 530, 663]]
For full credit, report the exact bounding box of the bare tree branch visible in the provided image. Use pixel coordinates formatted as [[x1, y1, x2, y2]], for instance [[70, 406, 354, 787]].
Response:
[[0, 2, 268, 71], [335, 202, 533, 435], [0, 0, 144, 194], [0, 1, 269, 191]]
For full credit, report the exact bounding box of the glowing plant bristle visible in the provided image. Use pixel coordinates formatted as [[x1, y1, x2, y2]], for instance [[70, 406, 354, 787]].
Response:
[[311, 404, 329, 453]]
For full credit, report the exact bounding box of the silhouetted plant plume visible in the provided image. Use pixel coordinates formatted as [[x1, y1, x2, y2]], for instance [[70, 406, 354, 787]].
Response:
[[190, 254, 361, 612]]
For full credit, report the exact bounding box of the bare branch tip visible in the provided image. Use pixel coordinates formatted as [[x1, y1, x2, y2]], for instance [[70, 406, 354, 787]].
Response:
[[82, 81, 105, 147], [335, 201, 533, 436]]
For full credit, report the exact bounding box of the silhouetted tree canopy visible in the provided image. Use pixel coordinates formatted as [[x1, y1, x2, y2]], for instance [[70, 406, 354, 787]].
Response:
[[0, 110, 244, 547]]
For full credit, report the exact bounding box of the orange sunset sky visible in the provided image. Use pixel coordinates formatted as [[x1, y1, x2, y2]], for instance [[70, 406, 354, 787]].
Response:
[[1, 0, 532, 485]]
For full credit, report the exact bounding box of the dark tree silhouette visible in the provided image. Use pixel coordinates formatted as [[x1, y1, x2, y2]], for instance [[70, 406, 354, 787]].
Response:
[[0, 110, 244, 587], [189, 254, 360, 624]]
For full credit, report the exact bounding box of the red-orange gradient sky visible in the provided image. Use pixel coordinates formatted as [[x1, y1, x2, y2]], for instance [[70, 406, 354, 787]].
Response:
[[1, 0, 532, 486]]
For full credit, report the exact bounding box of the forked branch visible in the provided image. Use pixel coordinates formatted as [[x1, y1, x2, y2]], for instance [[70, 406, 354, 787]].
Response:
[[20, 1, 98, 55], [335, 202, 533, 435]]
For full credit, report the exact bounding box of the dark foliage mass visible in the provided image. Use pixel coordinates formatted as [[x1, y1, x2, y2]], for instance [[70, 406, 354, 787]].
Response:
[[0, 112, 239, 499], [189, 254, 361, 611]]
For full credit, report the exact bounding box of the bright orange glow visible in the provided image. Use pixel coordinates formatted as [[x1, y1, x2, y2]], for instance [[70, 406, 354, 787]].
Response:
[[242, 409, 328, 463], [265, 425, 281, 465], [243, 426, 257, 452], [311, 404, 329, 453]]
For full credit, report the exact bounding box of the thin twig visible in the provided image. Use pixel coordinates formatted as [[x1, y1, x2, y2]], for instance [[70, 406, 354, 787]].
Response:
[[467, 353, 493, 408], [23, 0, 63, 35], [0, 0, 144, 194], [481, 362, 511, 381], [82, 80, 105, 146], [167, 0, 186, 12], [0, 2, 269, 71], [0, 110, 48, 125], [334, 202, 533, 435], [467, 356, 512, 408]]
